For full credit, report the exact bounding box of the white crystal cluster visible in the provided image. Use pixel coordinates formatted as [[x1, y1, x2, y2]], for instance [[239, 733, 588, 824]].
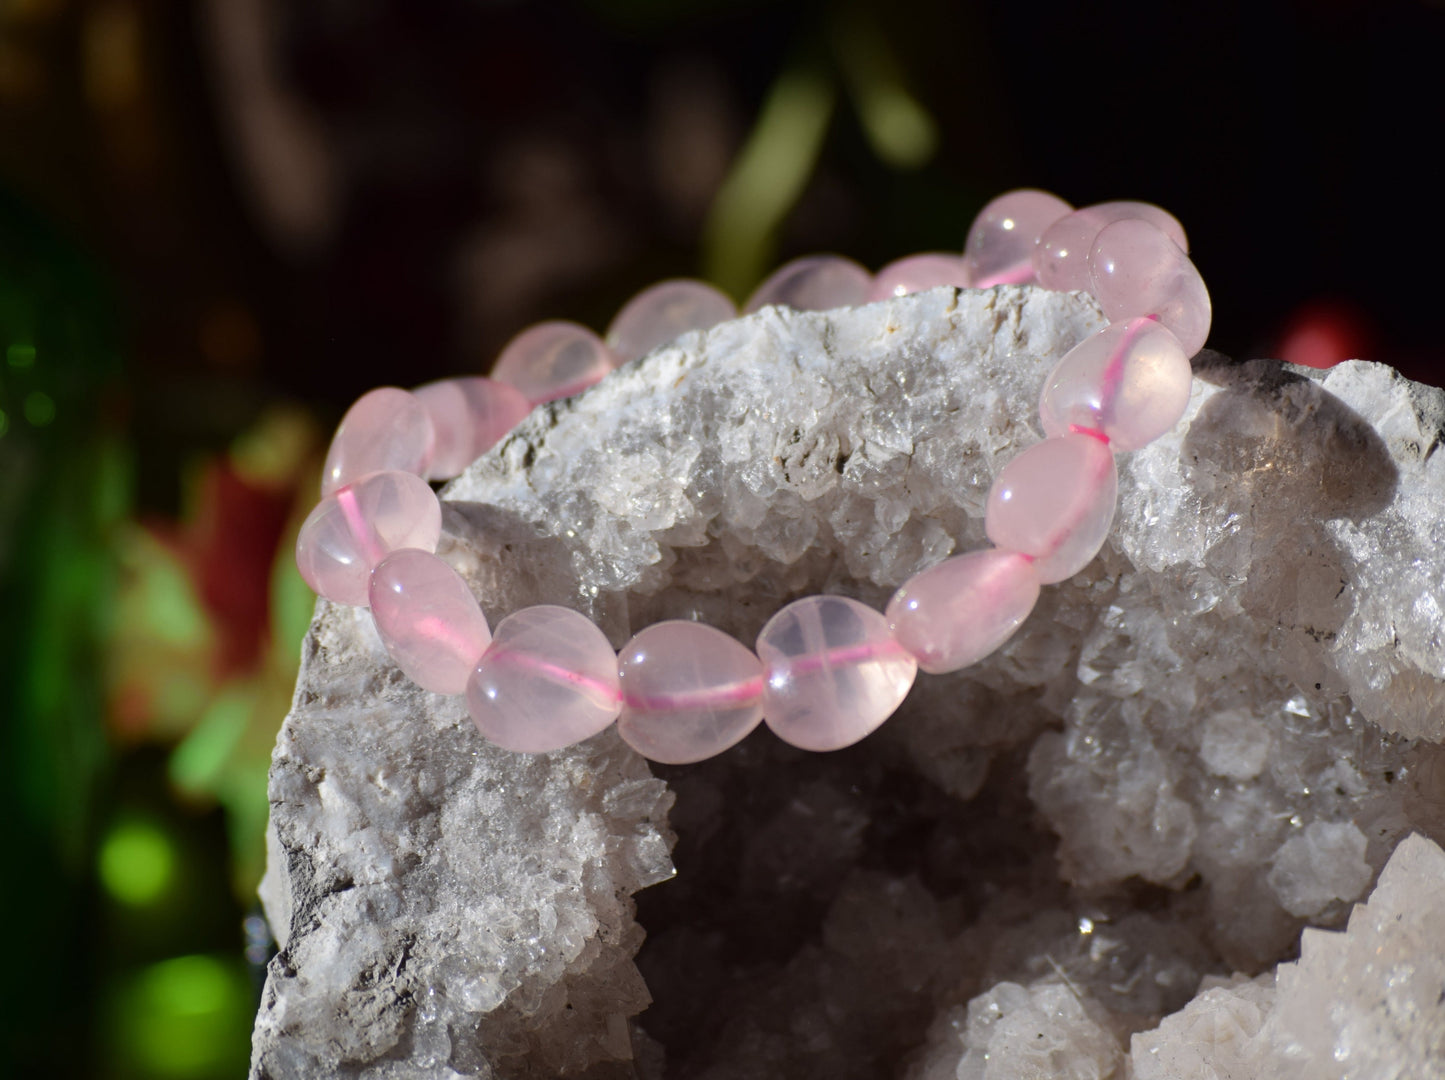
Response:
[[1132, 832, 1445, 1079], [253, 287, 1445, 1078]]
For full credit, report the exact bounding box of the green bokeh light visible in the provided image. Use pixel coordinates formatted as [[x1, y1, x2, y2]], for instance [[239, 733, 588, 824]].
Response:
[[139, 955, 234, 1018], [0, 408, 8, 437], [24, 389, 54, 425], [170, 691, 250, 795], [138, 546, 210, 646], [110, 954, 252, 1078], [702, 61, 836, 297], [7, 342, 35, 367], [855, 86, 938, 170], [98, 819, 175, 905], [833, 9, 939, 171]]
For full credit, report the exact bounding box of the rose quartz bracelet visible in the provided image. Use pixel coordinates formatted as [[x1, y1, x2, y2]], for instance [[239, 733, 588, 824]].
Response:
[[296, 189, 1207, 764]]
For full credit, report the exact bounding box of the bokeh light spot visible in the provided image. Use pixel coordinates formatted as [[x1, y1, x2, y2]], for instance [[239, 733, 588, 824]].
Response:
[[7, 342, 35, 367], [1277, 300, 1374, 370], [140, 955, 234, 1018], [169, 691, 250, 795], [24, 389, 54, 425], [99, 819, 175, 905], [112, 954, 252, 1077], [857, 86, 938, 170]]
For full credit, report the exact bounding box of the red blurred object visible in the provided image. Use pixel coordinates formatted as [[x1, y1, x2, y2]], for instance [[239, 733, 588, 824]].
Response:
[[188, 462, 293, 679], [1275, 299, 1375, 370], [141, 458, 294, 684]]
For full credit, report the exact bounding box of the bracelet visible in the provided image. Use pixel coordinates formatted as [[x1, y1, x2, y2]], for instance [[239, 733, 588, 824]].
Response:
[[294, 189, 1208, 765]]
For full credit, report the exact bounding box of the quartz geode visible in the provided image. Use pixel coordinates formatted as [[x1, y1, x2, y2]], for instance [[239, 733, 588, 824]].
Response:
[[251, 287, 1445, 1079]]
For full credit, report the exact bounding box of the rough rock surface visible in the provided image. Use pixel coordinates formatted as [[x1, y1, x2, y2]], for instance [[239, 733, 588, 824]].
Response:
[[1131, 832, 1445, 1080], [252, 286, 1445, 1079]]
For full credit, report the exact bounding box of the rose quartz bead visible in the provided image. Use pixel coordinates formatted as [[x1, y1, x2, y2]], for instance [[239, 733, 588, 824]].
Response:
[[984, 434, 1117, 584], [606, 279, 737, 364], [369, 548, 492, 694], [616, 621, 765, 764], [1089, 219, 1211, 357], [295, 471, 442, 606], [321, 387, 436, 496], [465, 605, 621, 753], [743, 255, 872, 314], [412, 377, 531, 480], [490, 321, 617, 406], [865, 253, 972, 301], [756, 595, 916, 751], [1034, 201, 1189, 293], [1038, 318, 1193, 451], [963, 189, 1073, 289], [886, 549, 1041, 674]]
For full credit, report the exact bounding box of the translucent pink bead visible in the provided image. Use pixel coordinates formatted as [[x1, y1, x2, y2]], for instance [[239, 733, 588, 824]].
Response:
[[321, 387, 436, 496], [743, 255, 872, 314], [295, 471, 442, 606], [1034, 201, 1189, 293], [1089, 219, 1211, 357], [412, 377, 531, 480], [963, 189, 1073, 289], [865, 253, 972, 301], [369, 548, 492, 694], [465, 605, 621, 753], [616, 621, 765, 764], [886, 550, 1041, 674], [606, 279, 737, 365], [756, 595, 916, 752], [984, 434, 1117, 584], [490, 321, 618, 406], [1038, 319, 1193, 451]]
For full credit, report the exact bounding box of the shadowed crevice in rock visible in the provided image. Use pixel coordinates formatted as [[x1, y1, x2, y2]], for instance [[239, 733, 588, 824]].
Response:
[[631, 736, 1095, 1078]]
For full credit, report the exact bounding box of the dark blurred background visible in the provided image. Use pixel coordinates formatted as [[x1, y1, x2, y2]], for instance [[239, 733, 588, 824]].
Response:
[[1, 1, 1440, 1075]]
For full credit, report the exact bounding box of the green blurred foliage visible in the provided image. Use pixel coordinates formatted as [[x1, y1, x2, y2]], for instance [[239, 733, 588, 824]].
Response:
[[0, 185, 127, 1072], [703, 5, 942, 299]]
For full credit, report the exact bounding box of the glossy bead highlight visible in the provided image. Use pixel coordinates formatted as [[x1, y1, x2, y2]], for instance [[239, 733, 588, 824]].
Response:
[[321, 387, 435, 496], [465, 605, 621, 753], [617, 621, 765, 763], [963, 189, 1073, 289], [1034, 201, 1189, 293], [295, 471, 442, 607], [369, 548, 492, 695], [886, 549, 1042, 674], [984, 434, 1117, 584], [743, 255, 872, 314], [1038, 319, 1193, 451], [413, 377, 531, 480], [1089, 219, 1211, 357], [607, 279, 736, 364], [756, 595, 916, 751], [491, 321, 617, 406]]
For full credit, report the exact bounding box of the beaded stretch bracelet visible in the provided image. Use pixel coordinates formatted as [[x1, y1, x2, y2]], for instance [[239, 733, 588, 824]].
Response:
[[295, 189, 1208, 764]]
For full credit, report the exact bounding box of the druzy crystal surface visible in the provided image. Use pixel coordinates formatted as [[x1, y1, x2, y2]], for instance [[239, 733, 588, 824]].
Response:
[[253, 287, 1445, 1079]]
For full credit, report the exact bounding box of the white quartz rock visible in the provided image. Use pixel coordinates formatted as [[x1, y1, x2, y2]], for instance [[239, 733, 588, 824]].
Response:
[[955, 980, 1123, 1080], [253, 285, 1445, 1078], [1130, 832, 1445, 1080], [1270, 830, 1445, 1077], [1266, 820, 1372, 917], [1130, 973, 1277, 1080]]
